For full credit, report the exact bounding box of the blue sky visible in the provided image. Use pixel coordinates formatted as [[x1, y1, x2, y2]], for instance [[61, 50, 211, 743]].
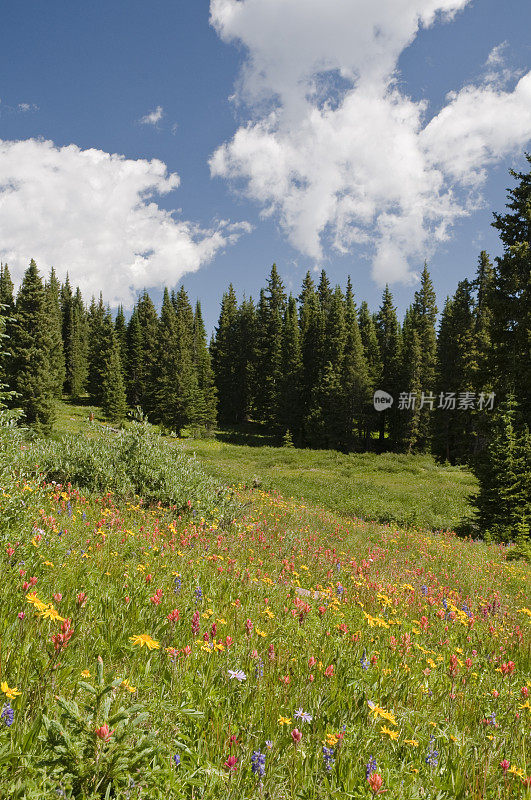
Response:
[[1, 0, 530, 332]]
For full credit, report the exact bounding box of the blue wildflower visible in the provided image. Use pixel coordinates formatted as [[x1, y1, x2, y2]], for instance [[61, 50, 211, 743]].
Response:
[[251, 749, 266, 777], [360, 649, 369, 671], [174, 575, 182, 594], [173, 753, 181, 768], [425, 735, 439, 767], [1, 704, 14, 727], [195, 586, 203, 604], [366, 756, 377, 779], [322, 746, 335, 772]]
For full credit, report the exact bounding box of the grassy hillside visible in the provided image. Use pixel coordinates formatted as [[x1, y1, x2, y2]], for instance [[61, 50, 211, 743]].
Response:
[[53, 401, 477, 532], [1, 403, 529, 798]]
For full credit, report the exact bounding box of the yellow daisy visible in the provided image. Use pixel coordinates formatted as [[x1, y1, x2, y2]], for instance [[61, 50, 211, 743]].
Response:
[[381, 726, 399, 740], [1, 681, 22, 699], [129, 634, 160, 650]]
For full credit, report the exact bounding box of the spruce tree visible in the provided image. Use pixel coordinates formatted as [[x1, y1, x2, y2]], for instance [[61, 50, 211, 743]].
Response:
[[469, 251, 496, 458], [192, 301, 217, 428], [298, 271, 322, 445], [87, 295, 114, 404], [125, 307, 144, 407], [358, 300, 381, 446], [0, 263, 14, 309], [255, 265, 286, 425], [44, 268, 66, 398], [376, 286, 401, 449], [211, 284, 239, 424], [68, 290, 89, 399], [234, 297, 257, 423], [474, 396, 531, 542], [341, 277, 371, 449], [101, 330, 128, 423], [10, 260, 55, 432], [0, 264, 15, 387], [410, 264, 438, 451], [278, 295, 302, 441], [399, 309, 422, 453], [433, 281, 476, 463], [490, 156, 531, 422], [60, 276, 74, 393], [114, 305, 128, 376], [155, 288, 198, 434], [136, 291, 161, 415]]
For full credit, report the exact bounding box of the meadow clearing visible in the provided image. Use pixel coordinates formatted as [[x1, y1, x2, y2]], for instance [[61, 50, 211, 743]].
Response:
[[0, 410, 530, 799]]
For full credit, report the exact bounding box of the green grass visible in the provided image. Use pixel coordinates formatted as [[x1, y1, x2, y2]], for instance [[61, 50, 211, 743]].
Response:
[[51, 400, 477, 532], [182, 439, 477, 532]]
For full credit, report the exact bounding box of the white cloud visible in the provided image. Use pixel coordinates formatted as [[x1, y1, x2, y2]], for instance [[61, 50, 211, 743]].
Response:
[[0, 138, 250, 307], [209, 0, 531, 284], [139, 105, 164, 125], [486, 41, 508, 67]]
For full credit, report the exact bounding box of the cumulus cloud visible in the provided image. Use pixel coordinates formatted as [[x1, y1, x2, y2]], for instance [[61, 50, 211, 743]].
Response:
[[209, 0, 531, 284], [0, 138, 250, 307], [139, 105, 164, 125]]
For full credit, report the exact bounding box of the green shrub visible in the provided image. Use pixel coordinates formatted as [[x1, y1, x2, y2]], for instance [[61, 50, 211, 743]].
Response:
[[5, 417, 240, 523]]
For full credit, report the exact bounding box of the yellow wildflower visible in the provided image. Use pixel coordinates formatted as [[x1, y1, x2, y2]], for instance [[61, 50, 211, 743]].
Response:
[[368, 702, 397, 726], [278, 716, 292, 726], [80, 670, 91, 678], [1, 681, 22, 699], [404, 739, 419, 747], [121, 680, 136, 693], [381, 726, 399, 740], [39, 605, 64, 622], [26, 593, 48, 612], [129, 634, 160, 650]]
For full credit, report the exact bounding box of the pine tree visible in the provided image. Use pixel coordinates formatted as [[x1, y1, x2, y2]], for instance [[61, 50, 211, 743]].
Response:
[[433, 281, 476, 462], [101, 330, 128, 423], [136, 291, 160, 415], [399, 309, 422, 453], [474, 396, 531, 542], [376, 286, 401, 449], [192, 301, 217, 428], [490, 156, 531, 422], [234, 297, 257, 423], [410, 264, 438, 451], [68, 290, 89, 399], [469, 251, 496, 458], [0, 264, 15, 387], [60, 276, 74, 393], [87, 295, 114, 404], [341, 277, 371, 449], [358, 300, 381, 446], [155, 289, 198, 434], [255, 265, 286, 425], [125, 307, 144, 407], [278, 294, 303, 440], [10, 260, 55, 432], [114, 305, 128, 376], [298, 271, 322, 445], [211, 284, 239, 424], [0, 263, 14, 309], [44, 268, 66, 398]]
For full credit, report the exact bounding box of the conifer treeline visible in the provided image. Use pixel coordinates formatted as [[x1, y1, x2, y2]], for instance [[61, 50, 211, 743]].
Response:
[[0, 265, 216, 434], [0, 252, 514, 461], [0, 158, 529, 465], [209, 260, 499, 460]]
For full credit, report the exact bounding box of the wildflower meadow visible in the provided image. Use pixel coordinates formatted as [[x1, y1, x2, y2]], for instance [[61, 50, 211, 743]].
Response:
[[0, 420, 530, 799]]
